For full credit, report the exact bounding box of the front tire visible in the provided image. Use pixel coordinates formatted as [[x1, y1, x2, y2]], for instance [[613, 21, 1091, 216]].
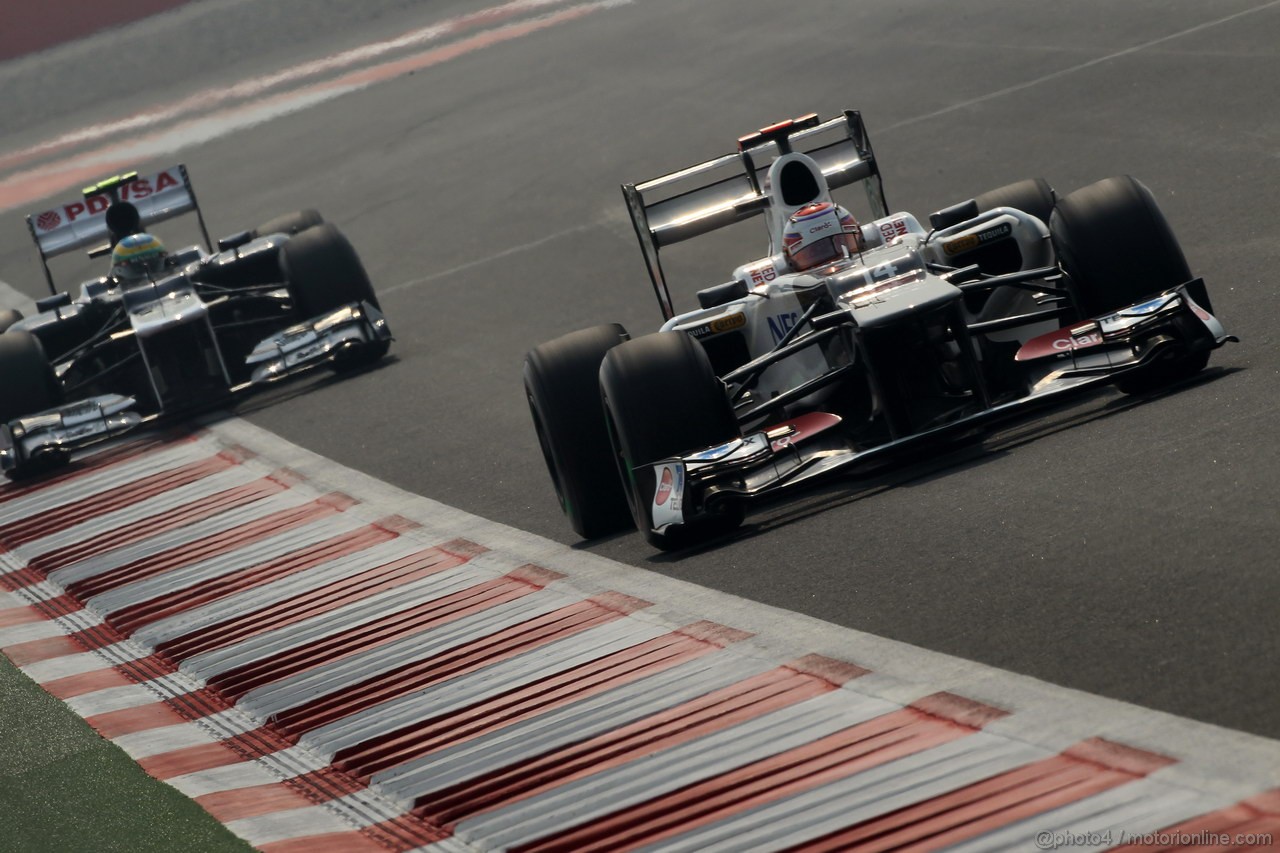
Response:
[[1052, 176, 1209, 393], [524, 324, 633, 540], [281, 222, 387, 368], [599, 332, 742, 550], [0, 331, 62, 423]]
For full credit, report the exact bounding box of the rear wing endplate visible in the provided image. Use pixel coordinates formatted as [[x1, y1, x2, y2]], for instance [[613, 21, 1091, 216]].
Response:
[[25, 164, 211, 294], [622, 110, 889, 320]]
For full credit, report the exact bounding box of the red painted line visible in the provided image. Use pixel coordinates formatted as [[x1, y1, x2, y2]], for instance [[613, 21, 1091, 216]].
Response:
[[44, 666, 135, 699], [1104, 787, 1280, 852], [155, 542, 476, 661], [195, 781, 316, 822], [2, 633, 87, 667], [0, 604, 45, 627], [333, 621, 753, 781], [779, 738, 1175, 853], [208, 565, 560, 704], [0, 2, 614, 215], [267, 592, 651, 738], [0, 431, 198, 506], [416, 655, 865, 830], [106, 520, 404, 635], [139, 737, 281, 780], [88, 701, 190, 739], [506, 691, 999, 853], [73, 562, 557, 736], [62, 492, 355, 601], [30, 471, 291, 576], [39, 540, 481, 718], [0, 451, 242, 549], [0, 0, 570, 175], [0, 0, 197, 62]]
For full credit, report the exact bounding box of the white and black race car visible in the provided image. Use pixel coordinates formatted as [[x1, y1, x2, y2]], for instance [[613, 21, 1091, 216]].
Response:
[[525, 111, 1233, 550], [0, 165, 391, 476]]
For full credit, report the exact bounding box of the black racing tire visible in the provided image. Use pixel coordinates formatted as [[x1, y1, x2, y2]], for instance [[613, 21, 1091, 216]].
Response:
[[524, 324, 633, 540], [252, 208, 324, 239], [1051, 175, 1209, 393], [975, 177, 1057, 227], [281, 223, 386, 367], [0, 308, 23, 333], [600, 332, 743, 550], [0, 331, 62, 423]]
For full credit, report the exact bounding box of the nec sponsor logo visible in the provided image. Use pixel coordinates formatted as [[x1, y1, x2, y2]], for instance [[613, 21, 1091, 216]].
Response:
[[767, 311, 800, 343], [33, 171, 182, 233], [942, 221, 1012, 255]]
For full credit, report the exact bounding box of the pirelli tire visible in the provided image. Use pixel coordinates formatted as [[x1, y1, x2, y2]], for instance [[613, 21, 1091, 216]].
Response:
[[252, 208, 324, 239], [281, 222, 387, 368], [0, 308, 24, 334], [1051, 175, 1210, 394], [0, 331, 62, 424], [525, 324, 633, 540], [600, 331, 743, 551]]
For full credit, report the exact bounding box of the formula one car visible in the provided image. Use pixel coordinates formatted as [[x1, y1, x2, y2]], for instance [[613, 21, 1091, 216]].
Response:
[[525, 110, 1234, 549], [0, 164, 391, 476]]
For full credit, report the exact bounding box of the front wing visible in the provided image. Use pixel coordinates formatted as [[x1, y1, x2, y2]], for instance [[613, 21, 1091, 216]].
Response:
[[1, 301, 391, 477]]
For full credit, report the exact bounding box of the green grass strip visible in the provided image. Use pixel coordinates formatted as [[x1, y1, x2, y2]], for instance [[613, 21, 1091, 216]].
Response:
[[0, 651, 251, 853]]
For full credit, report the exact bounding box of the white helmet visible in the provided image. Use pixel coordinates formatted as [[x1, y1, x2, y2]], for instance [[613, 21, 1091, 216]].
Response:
[[782, 202, 863, 272]]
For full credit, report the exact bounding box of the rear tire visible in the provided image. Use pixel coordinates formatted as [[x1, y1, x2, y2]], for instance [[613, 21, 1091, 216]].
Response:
[[975, 177, 1057, 227], [0, 331, 62, 423], [281, 223, 387, 368], [524, 325, 633, 540], [0, 308, 23, 333], [600, 332, 742, 550], [252, 209, 323, 239], [1051, 176, 1209, 393]]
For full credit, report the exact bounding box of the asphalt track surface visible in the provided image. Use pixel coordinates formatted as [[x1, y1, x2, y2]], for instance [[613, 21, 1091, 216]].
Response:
[[1, 0, 1277, 754]]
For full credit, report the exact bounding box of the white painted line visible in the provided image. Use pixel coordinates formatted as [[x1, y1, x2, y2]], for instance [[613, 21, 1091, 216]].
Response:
[[879, 0, 1280, 135]]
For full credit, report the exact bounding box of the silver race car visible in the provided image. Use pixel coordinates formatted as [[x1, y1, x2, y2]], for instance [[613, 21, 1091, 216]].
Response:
[[0, 165, 391, 476], [525, 111, 1233, 550]]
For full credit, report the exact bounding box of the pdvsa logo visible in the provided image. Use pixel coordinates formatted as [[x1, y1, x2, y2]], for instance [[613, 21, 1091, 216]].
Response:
[[35, 210, 62, 231]]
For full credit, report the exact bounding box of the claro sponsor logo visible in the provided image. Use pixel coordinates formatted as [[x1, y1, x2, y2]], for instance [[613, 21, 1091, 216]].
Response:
[[655, 466, 674, 506], [1052, 332, 1102, 350]]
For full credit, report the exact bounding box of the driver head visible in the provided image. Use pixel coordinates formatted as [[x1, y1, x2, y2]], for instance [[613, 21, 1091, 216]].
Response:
[[110, 232, 168, 282], [782, 202, 863, 272]]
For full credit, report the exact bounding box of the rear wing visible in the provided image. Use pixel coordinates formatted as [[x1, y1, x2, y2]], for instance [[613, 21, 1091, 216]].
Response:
[[25, 164, 212, 294], [622, 110, 890, 320]]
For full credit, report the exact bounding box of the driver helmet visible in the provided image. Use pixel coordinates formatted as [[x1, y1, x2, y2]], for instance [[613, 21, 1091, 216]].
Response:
[[782, 202, 864, 272], [110, 233, 168, 281]]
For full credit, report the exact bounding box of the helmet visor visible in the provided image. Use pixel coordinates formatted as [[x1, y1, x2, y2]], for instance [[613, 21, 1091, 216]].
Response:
[[789, 233, 856, 271]]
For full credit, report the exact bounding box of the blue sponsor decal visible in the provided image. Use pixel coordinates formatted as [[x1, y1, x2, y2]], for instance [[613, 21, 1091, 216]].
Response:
[[767, 311, 800, 344]]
